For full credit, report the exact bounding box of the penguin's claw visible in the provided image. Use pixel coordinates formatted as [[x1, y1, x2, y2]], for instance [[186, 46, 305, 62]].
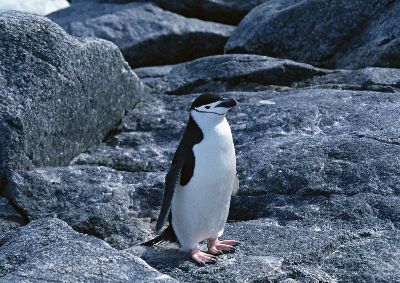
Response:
[[191, 248, 216, 265], [219, 239, 238, 246], [207, 238, 238, 255]]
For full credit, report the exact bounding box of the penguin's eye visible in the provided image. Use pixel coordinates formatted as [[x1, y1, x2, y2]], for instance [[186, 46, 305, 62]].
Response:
[[205, 106, 210, 109]]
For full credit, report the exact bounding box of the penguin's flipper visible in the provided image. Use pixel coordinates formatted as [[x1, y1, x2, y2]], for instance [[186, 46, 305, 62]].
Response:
[[155, 116, 204, 233], [155, 164, 182, 232]]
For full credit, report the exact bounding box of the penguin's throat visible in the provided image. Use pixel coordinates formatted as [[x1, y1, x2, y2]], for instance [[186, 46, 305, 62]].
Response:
[[191, 111, 228, 134]]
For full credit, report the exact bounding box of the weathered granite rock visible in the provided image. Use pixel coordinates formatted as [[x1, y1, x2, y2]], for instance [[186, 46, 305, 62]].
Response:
[[48, 2, 234, 68], [134, 54, 329, 95], [0, 11, 142, 185], [5, 166, 164, 249], [0, 218, 175, 282], [0, 197, 24, 245], [132, 219, 400, 282], [225, 0, 396, 68]]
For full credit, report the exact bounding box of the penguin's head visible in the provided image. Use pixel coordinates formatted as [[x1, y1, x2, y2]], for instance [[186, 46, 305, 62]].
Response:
[[190, 93, 237, 116]]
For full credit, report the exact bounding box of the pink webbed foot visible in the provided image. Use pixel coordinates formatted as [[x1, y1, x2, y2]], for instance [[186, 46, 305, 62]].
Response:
[[190, 248, 217, 265], [207, 238, 239, 255]]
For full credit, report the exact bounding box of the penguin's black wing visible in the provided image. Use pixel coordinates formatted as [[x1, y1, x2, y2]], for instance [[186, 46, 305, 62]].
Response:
[[155, 116, 203, 232]]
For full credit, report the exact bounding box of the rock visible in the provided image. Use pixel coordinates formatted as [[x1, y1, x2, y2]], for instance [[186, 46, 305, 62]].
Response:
[[71, 92, 188, 172], [225, 0, 396, 68], [154, 0, 267, 25], [5, 166, 165, 249], [48, 2, 234, 68], [0, 197, 24, 245], [334, 1, 400, 69], [133, 218, 399, 282], [0, 11, 142, 185], [0, 218, 175, 282], [296, 67, 400, 93], [134, 54, 329, 95], [69, 0, 266, 25]]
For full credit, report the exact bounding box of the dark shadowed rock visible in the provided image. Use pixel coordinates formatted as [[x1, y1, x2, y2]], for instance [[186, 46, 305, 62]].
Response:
[[48, 2, 234, 68], [70, 0, 267, 25], [0, 11, 142, 185], [5, 166, 164, 249], [0, 197, 24, 245], [154, 0, 267, 25], [225, 0, 396, 68], [134, 54, 329, 95], [0, 218, 175, 282]]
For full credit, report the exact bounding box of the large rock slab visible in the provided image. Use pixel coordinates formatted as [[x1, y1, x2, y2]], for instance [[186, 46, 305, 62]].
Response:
[[225, 0, 397, 69], [48, 2, 234, 68], [133, 218, 400, 282], [5, 166, 164, 249], [134, 54, 329, 95], [0, 197, 24, 245], [0, 11, 142, 185], [0, 218, 174, 282]]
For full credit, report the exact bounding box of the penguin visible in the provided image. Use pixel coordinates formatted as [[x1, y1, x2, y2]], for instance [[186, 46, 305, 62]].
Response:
[[143, 93, 239, 265]]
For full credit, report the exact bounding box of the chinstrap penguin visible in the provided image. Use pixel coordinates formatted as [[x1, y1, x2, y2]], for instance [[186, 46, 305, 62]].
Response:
[[143, 93, 239, 264]]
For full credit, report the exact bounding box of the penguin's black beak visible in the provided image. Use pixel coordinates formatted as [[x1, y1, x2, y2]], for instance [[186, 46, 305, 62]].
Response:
[[216, 98, 237, 108]]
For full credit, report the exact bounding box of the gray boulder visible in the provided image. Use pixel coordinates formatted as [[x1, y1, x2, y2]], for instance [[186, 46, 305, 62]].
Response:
[[48, 2, 234, 68], [225, 0, 396, 69], [0, 218, 175, 282], [0, 11, 142, 186], [0, 197, 24, 245], [134, 54, 329, 95], [5, 166, 165, 249]]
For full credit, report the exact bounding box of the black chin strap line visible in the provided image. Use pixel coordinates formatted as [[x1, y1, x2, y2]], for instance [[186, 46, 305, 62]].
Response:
[[193, 108, 225, 116]]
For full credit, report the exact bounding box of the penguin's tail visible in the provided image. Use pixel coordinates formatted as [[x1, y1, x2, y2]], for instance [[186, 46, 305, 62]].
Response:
[[141, 225, 178, 246]]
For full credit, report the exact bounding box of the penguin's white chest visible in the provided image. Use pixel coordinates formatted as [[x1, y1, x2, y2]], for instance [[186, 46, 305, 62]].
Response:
[[171, 118, 237, 250]]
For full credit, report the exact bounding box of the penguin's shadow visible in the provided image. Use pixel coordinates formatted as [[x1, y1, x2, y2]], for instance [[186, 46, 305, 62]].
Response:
[[140, 246, 191, 269]]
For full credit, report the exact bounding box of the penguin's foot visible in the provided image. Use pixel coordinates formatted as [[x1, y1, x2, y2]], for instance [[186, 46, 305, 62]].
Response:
[[207, 238, 238, 255], [190, 247, 217, 265]]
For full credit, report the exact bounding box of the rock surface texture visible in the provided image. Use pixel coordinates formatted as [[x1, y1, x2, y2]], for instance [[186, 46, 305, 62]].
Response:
[[0, 218, 175, 282], [0, 11, 142, 184], [48, 2, 234, 68], [7, 81, 400, 281], [225, 0, 400, 69]]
